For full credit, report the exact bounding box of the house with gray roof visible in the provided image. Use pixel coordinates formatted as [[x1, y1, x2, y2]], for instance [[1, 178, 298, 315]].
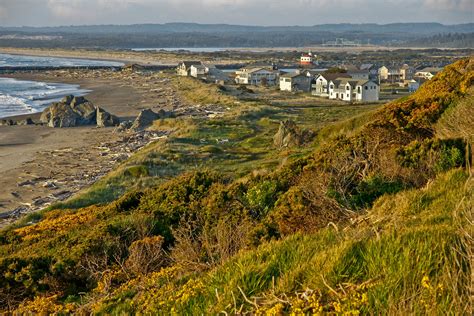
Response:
[[177, 61, 202, 76], [328, 78, 379, 102], [279, 72, 312, 92], [312, 73, 351, 97]]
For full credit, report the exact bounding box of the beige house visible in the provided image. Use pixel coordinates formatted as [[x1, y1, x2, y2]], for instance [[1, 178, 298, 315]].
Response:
[[235, 67, 279, 85], [399, 64, 414, 80], [379, 64, 415, 82]]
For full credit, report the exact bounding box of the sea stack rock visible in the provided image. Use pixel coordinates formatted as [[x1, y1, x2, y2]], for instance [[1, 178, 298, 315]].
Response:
[[273, 120, 314, 148], [97, 107, 120, 127], [130, 109, 161, 131], [40, 95, 119, 128]]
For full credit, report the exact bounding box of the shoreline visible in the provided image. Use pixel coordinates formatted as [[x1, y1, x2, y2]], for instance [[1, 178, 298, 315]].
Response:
[[0, 68, 178, 226]]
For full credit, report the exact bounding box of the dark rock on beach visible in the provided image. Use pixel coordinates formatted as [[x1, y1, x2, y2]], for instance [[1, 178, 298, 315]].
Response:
[[40, 95, 119, 128], [97, 107, 120, 127], [130, 109, 161, 131]]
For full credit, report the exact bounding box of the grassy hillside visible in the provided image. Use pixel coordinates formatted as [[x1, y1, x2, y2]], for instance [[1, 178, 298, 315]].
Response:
[[0, 58, 472, 313]]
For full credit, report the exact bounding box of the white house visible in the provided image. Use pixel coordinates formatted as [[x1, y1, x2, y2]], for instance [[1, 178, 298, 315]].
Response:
[[177, 61, 202, 76], [328, 78, 379, 102], [414, 67, 443, 80], [279, 72, 312, 92], [190, 64, 209, 78], [300, 51, 315, 65], [312, 73, 351, 97], [235, 67, 279, 85]]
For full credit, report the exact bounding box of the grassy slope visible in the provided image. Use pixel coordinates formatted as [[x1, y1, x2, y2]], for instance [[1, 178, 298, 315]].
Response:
[[93, 169, 471, 315], [1, 58, 472, 313]]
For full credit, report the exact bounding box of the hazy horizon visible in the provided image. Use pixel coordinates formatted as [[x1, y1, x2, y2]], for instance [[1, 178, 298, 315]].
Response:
[[0, 0, 472, 27]]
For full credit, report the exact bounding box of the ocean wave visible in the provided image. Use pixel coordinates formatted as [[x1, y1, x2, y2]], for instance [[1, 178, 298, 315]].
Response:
[[0, 77, 90, 118]]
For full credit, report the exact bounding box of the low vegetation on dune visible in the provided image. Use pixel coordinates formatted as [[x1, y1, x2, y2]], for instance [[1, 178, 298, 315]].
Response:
[[0, 58, 472, 313]]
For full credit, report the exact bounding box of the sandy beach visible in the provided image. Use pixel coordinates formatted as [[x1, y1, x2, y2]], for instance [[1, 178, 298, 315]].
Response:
[[0, 68, 182, 222]]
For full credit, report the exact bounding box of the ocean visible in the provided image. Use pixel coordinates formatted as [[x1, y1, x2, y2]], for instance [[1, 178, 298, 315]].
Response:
[[0, 53, 123, 68], [0, 54, 123, 118]]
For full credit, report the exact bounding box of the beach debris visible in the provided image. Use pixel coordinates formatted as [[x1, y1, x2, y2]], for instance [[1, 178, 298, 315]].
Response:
[[0, 119, 17, 126], [17, 180, 35, 187], [114, 120, 133, 132], [17, 118, 35, 125], [42, 181, 57, 188]]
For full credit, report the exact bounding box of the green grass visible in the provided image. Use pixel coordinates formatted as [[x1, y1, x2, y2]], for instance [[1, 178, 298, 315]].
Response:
[[94, 169, 471, 314]]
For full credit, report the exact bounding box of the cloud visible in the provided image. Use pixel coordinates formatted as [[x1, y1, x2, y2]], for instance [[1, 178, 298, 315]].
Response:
[[0, 0, 471, 26], [423, 0, 472, 10], [0, 5, 6, 19]]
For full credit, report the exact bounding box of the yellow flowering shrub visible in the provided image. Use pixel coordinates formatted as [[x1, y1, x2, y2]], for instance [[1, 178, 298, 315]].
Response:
[[90, 265, 204, 313], [14, 207, 99, 242], [255, 282, 373, 315], [14, 294, 76, 314]]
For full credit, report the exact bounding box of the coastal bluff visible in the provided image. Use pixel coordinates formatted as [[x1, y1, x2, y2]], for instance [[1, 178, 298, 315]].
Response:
[[40, 95, 119, 128]]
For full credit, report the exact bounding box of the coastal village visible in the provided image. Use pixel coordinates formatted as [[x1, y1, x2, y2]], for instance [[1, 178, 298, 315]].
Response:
[[176, 51, 443, 103], [0, 44, 471, 316]]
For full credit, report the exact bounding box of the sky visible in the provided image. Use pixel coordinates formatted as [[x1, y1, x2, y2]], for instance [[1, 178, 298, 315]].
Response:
[[0, 0, 472, 27]]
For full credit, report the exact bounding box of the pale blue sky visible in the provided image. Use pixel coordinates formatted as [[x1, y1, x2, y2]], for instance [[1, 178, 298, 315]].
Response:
[[0, 0, 472, 26]]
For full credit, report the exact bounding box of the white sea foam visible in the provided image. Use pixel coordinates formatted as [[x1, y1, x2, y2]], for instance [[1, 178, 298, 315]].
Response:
[[0, 78, 90, 118]]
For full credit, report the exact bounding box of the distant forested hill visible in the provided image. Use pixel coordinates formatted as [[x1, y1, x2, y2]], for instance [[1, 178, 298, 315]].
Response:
[[0, 22, 472, 48]]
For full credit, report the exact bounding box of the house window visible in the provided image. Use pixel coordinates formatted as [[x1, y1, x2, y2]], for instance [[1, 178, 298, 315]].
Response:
[[365, 86, 368, 90], [346, 86, 350, 90], [357, 87, 361, 93], [330, 85, 334, 89]]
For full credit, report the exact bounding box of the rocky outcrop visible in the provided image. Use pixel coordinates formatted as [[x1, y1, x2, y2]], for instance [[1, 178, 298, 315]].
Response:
[[97, 107, 120, 127], [130, 109, 160, 131], [40, 95, 119, 128], [273, 120, 315, 148], [130, 109, 170, 131]]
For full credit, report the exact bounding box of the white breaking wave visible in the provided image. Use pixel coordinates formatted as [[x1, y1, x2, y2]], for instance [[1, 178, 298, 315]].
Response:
[[0, 78, 90, 118]]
